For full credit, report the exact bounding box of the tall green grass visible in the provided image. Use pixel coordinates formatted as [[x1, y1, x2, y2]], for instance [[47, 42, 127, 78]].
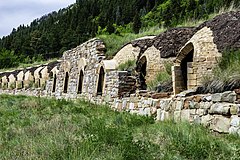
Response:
[[97, 26, 165, 58], [147, 61, 173, 91], [117, 60, 136, 71], [198, 50, 240, 93], [0, 95, 239, 159]]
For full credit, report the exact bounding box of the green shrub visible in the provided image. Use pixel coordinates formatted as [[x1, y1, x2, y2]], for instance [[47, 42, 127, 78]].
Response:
[[97, 25, 164, 58], [197, 49, 240, 93], [117, 60, 136, 71], [147, 61, 173, 91]]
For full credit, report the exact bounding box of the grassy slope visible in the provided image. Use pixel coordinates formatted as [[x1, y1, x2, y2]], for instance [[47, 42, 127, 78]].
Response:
[[0, 95, 239, 159]]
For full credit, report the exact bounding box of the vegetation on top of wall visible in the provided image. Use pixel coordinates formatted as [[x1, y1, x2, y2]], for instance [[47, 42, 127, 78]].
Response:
[[97, 25, 164, 58], [147, 61, 173, 92], [117, 60, 137, 72], [197, 49, 240, 93], [0, 94, 239, 159], [0, 58, 58, 72]]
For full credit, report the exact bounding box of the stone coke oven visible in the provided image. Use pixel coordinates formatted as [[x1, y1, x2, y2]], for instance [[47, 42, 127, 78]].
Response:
[[49, 38, 136, 100], [173, 11, 240, 94], [133, 27, 195, 90]]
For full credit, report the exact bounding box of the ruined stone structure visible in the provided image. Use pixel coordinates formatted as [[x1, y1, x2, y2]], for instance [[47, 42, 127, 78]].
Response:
[[0, 11, 240, 135], [173, 11, 240, 94], [133, 28, 194, 90]]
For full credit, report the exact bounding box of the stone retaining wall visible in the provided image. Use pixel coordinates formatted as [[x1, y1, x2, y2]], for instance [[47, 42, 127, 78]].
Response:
[[1, 87, 239, 135], [111, 90, 240, 135]]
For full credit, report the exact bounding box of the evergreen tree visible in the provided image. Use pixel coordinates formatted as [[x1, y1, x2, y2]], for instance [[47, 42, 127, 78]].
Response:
[[133, 11, 142, 34]]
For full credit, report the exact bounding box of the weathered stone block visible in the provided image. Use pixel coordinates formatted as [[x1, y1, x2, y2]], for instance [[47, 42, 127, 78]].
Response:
[[230, 115, 240, 127], [144, 107, 151, 116], [160, 99, 171, 111], [196, 109, 207, 116], [156, 109, 161, 121], [192, 115, 201, 124], [129, 102, 135, 110], [188, 74, 197, 80], [202, 95, 212, 102], [209, 103, 231, 115], [212, 93, 222, 102], [175, 100, 183, 111], [151, 107, 157, 115], [157, 109, 169, 121], [184, 100, 189, 109], [174, 111, 181, 122], [229, 126, 239, 135], [130, 110, 139, 115], [230, 104, 239, 115], [187, 67, 194, 74], [193, 95, 202, 102], [161, 111, 169, 121], [221, 91, 236, 103], [188, 79, 197, 86], [212, 91, 237, 103], [201, 114, 214, 127], [152, 99, 159, 108], [139, 108, 144, 115], [199, 101, 212, 109], [122, 99, 127, 110], [210, 115, 231, 133], [189, 101, 200, 109], [181, 109, 190, 121]]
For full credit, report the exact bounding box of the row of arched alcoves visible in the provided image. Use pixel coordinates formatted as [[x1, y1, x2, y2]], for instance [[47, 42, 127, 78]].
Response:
[[50, 66, 105, 96], [0, 61, 60, 90]]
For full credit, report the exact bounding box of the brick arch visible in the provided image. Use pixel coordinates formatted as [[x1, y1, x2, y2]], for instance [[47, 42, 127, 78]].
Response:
[[34, 67, 43, 88], [49, 66, 59, 93], [1, 75, 9, 89], [16, 71, 25, 89], [175, 42, 194, 64], [172, 42, 195, 94], [8, 74, 16, 89], [78, 58, 87, 71], [60, 60, 71, 73]]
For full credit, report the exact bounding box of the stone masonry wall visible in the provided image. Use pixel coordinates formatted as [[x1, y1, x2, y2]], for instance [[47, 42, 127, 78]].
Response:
[[111, 90, 240, 135], [173, 27, 222, 94]]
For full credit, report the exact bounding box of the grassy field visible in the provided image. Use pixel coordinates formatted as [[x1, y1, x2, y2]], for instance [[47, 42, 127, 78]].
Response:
[[0, 95, 239, 160]]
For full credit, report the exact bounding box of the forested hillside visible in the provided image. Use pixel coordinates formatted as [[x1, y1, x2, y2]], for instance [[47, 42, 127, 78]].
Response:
[[0, 0, 239, 69]]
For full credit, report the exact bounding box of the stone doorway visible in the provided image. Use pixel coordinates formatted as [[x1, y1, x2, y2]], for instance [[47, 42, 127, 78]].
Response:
[[52, 74, 57, 93], [97, 66, 105, 96], [38, 79, 41, 88], [173, 43, 195, 94], [180, 49, 193, 90], [63, 72, 69, 93], [137, 56, 147, 90], [77, 70, 84, 94]]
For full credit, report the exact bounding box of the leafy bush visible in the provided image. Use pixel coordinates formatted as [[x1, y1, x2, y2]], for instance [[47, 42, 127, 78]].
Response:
[[0, 49, 19, 69]]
